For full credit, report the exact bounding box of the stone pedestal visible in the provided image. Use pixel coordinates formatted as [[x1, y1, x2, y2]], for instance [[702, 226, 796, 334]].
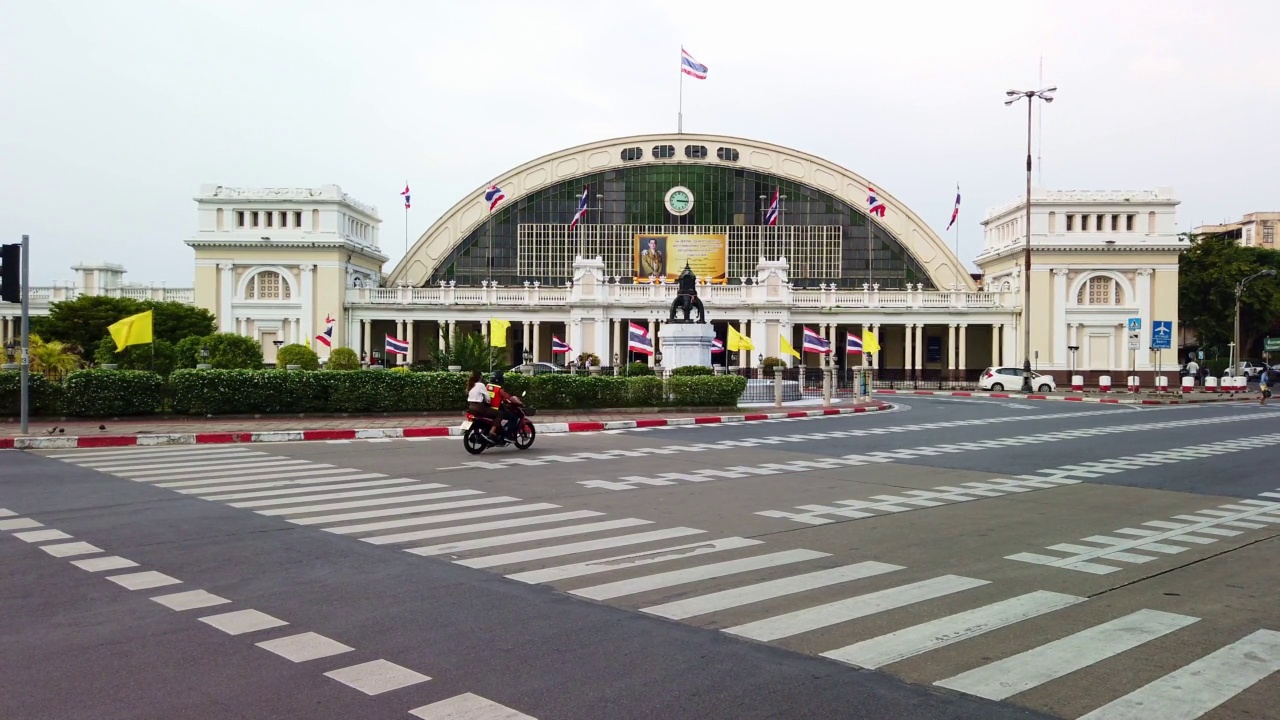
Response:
[[657, 323, 716, 369]]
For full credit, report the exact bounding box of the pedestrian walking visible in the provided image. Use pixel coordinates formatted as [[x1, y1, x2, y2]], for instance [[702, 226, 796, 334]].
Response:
[[1184, 359, 1199, 387], [1260, 364, 1274, 406]]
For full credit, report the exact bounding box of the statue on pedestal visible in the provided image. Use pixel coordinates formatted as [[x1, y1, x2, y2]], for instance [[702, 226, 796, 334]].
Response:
[[668, 262, 707, 323]]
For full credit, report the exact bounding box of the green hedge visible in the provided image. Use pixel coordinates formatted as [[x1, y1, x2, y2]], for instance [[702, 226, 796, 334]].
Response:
[[670, 365, 713, 377], [668, 375, 747, 406], [62, 369, 165, 417], [170, 369, 468, 415], [0, 371, 64, 416]]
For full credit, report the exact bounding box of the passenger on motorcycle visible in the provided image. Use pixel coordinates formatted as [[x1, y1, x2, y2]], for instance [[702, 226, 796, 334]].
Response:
[[486, 370, 520, 440], [466, 370, 501, 441]]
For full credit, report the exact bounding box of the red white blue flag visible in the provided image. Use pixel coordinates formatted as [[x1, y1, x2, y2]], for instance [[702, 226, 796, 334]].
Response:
[[845, 334, 863, 354], [551, 335, 572, 354], [802, 326, 832, 354], [867, 187, 886, 218], [401, 184, 410, 209], [315, 314, 335, 348], [945, 184, 961, 231], [628, 322, 654, 356], [568, 187, 590, 230], [385, 334, 409, 355], [681, 48, 708, 79], [711, 337, 724, 354], [485, 185, 505, 212], [764, 189, 780, 226]]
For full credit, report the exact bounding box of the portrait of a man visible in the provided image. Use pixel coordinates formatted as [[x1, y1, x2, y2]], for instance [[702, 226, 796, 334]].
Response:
[[638, 236, 666, 279]]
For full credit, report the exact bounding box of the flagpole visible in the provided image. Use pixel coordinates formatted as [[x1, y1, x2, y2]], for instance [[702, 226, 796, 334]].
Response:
[[404, 204, 409, 256], [678, 50, 684, 133]]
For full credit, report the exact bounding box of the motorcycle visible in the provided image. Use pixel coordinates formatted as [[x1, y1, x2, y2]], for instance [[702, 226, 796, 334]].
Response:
[[461, 392, 536, 455]]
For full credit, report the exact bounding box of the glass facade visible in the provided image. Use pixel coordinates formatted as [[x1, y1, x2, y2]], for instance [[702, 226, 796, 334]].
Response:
[[429, 163, 934, 289]]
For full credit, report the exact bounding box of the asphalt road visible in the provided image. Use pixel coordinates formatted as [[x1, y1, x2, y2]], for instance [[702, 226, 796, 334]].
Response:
[[3, 396, 1278, 720]]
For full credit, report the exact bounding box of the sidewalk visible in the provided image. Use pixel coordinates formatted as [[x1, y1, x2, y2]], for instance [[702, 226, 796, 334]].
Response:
[[1, 400, 890, 450], [869, 388, 1252, 405]]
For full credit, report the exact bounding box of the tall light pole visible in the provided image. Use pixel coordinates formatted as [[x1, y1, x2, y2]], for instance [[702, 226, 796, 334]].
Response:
[[1005, 87, 1056, 392], [1233, 267, 1276, 376]]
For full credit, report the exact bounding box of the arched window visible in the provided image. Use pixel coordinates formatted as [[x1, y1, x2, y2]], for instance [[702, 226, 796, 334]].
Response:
[[245, 271, 291, 300], [1077, 275, 1122, 305]]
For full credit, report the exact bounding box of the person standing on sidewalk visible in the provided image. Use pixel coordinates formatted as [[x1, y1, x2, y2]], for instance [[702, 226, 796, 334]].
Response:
[[1260, 364, 1274, 406], [1184, 359, 1200, 387]]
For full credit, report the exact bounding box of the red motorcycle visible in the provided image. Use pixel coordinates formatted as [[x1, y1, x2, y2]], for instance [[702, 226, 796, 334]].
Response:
[[461, 393, 536, 455]]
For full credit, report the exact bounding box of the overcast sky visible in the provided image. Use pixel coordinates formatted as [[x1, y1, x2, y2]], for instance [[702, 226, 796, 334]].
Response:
[[3, 0, 1277, 285]]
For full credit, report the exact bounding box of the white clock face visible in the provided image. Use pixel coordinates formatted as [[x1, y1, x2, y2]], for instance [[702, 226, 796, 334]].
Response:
[[665, 186, 694, 216]]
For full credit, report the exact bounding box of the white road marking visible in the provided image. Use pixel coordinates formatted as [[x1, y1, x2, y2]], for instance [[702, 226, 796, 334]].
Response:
[[409, 693, 537, 719], [198, 609, 289, 635], [640, 561, 903, 621], [118, 459, 315, 478], [934, 609, 1199, 701], [324, 503, 563, 535], [52, 447, 255, 461], [13, 529, 72, 543], [202, 477, 425, 501], [70, 555, 139, 572], [506, 537, 764, 585], [107, 570, 183, 590], [361, 511, 605, 545], [1078, 629, 1280, 720], [170, 472, 386, 494], [0, 508, 14, 517], [288, 496, 523, 526], [454, 527, 708, 569], [323, 659, 430, 695], [256, 489, 483, 516], [39, 541, 102, 558], [0, 518, 42, 530], [723, 575, 989, 642], [225, 482, 450, 508], [150, 589, 231, 611], [255, 631, 354, 662], [822, 590, 1085, 669], [406, 518, 655, 557], [85, 453, 271, 471], [571, 549, 830, 601]]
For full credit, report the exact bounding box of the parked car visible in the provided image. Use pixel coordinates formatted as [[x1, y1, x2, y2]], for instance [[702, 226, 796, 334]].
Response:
[[507, 362, 564, 375], [979, 366, 1056, 393]]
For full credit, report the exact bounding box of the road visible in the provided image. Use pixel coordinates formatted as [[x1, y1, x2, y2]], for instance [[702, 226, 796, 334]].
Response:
[[2, 396, 1278, 720]]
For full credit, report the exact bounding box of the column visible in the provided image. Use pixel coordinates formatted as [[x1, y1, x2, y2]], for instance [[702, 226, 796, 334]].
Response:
[[362, 319, 372, 361], [1003, 323, 1017, 366], [482, 319, 489, 343], [522, 321, 531, 360], [992, 323, 1001, 367], [299, 264, 314, 342], [870, 324, 880, 369], [958, 324, 968, 377], [612, 319, 622, 366], [739, 320, 749, 368], [947, 324, 957, 378], [914, 324, 924, 376], [531, 321, 541, 362], [1135, 269, 1153, 369], [1052, 268, 1068, 368], [648, 319, 656, 367], [219, 263, 234, 332], [291, 318, 300, 344], [438, 321, 446, 351], [406, 320, 415, 364], [598, 318, 611, 366], [904, 324, 914, 377]]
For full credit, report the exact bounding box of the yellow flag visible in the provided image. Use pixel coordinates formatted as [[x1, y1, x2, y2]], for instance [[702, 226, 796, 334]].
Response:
[[779, 335, 801, 360], [108, 310, 153, 350], [727, 325, 754, 353], [489, 318, 511, 348], [863, 330, 881, 354]]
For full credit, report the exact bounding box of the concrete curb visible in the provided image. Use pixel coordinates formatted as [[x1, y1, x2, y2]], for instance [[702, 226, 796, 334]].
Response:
[[874, 389, 1251, 406], [3, 402, 892, 450]]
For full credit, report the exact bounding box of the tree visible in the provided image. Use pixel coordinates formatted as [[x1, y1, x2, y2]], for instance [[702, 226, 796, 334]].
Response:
[[419, 331, 503, 372], [27, 334, 84, 379], [202, 333, 264, 369], [325, 347, 360, 370], [95, 335, 178, 376], [174, 335, 206, 369], [276, 343, 320, 370], [1178, 233, 1280, 356], [31, 295, 215, 361]]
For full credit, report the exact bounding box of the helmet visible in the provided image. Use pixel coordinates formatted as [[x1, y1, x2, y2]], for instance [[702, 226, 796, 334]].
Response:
[[492, 370, 505, 385]]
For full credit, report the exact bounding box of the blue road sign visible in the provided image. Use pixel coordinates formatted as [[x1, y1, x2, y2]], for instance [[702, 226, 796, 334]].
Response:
[[1127, 317, 1142, 332], [1151, 320, 1173, 350]]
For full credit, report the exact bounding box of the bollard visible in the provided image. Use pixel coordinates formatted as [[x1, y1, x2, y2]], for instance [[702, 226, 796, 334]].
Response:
[[1071, 375, 1084, 392], [774, 367, 784, 408], [1156, 376, 1168, 392], [1236, 375, 1249, 392], [822, 368, 833, 408], [1181, 376, 1194, 393], [1206, 376, 1219, 393], [1127, 375, 1140, 393], [1099, 375, 1112, 393]]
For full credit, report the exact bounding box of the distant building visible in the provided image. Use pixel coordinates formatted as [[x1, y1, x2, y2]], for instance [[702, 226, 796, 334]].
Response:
[[1192, 212, 1280, 248]]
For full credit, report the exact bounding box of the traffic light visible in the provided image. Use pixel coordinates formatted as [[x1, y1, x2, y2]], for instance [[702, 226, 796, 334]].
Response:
[[0, 243, 20, 303]]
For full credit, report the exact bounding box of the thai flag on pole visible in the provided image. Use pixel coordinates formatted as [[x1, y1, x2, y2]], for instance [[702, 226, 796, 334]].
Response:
[[802, 326, 832, 354], [845, 334, 863, 354], [681, 48, 708, 79], [711, 337, 724, 354], [401, 184, 410, 209], [384, 334, 409, 355], [763, 189, 780, 226], [628, 322, 654, 355], [314, 314, 335, 348], [551, 335, 572, 354], [867, 187, 886, 218], [568, 187, 590, 230], [485, 185, 505, 212], [945, 184, 961, 231]]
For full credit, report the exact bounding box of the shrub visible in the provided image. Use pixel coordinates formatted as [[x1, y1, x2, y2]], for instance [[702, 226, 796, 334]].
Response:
[[276, 343, 320, 370], [668, 375, 747, 407], [623, 361, 654, 376], [192, 333, 264, 370], [0, 371, 64, 416], [95, 335, 178, 376], [761, 356, 788, 371], [170, 369, 468, 415], [326, 347, 360, 370], [174, 335, 205, 369], [670, 365, 713, 377], [61, 369, 164, 417]]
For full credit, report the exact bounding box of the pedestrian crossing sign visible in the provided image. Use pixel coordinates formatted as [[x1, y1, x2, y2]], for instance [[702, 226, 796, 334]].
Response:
[[1127, 318, 1142, 332]]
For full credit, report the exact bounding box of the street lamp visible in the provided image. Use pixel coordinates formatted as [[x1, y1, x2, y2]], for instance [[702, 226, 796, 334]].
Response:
[[1005, 86, 1057, 392], [654, 350, 664, 366], [1233, 268, 1277, 375], [1068, 345, 1079, 378], [522, 348, 532, 365]]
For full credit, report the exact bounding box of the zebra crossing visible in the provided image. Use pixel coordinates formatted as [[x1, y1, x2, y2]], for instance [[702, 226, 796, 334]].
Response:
[[42, 444, 1280, 718]]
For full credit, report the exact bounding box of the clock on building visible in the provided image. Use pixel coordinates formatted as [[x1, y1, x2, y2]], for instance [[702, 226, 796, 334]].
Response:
[[664, 186, 694, 216]]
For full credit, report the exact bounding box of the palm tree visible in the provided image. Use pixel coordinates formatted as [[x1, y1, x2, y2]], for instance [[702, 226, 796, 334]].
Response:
[[28, 334, 84, 379]]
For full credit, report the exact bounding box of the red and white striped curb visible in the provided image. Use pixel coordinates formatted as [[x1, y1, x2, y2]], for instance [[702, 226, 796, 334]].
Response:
[[2, 402, 891, 450], [873, 389, 1250, 406]]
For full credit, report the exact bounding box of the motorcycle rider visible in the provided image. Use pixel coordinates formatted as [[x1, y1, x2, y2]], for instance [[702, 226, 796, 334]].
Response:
[[486, 370, 521, 441], [466, 370, 501, 442]]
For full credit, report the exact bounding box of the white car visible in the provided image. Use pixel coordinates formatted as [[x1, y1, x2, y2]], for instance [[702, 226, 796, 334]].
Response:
[[979, 366, 1056, 393]]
